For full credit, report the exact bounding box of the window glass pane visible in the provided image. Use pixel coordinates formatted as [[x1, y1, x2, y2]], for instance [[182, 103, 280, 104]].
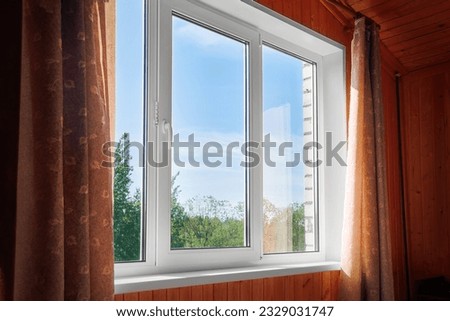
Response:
[[171, 16, 248, 249], [114, 0, 145, 262], [263, 45, 316, 254]]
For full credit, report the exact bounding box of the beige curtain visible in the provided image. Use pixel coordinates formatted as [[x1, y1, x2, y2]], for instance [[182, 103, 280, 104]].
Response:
[[0, 0, 115, 300], [339, 17, 395, 300]]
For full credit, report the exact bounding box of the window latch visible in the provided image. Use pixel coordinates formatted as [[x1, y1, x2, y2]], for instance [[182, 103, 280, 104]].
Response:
[[154, 100, 160, 125]]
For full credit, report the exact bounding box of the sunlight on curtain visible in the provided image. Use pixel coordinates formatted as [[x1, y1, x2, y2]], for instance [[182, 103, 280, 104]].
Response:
[[340, 17, 395, 301]]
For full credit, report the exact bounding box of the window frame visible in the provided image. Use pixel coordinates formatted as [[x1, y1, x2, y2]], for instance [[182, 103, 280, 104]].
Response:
[[260, 38, 323, 261], [156, 0, 262, 272], [114, 0, 346, 281]]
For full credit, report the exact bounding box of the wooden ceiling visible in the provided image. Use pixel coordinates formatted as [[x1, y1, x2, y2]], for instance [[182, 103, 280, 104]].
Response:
[[343, 0, 450, 71]]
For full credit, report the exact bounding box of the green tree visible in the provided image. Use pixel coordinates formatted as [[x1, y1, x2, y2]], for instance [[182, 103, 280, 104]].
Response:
[[182, 195, 244, 248], [291, 203, 306, 252], [171, 172, 189, 248], [208, 217, 244, 247], [169, 175, 245, 249], [113, 133, 141, 261]]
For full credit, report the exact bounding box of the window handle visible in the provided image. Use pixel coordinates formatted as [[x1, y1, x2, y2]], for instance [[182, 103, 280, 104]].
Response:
[[161, 119, 172, 151]]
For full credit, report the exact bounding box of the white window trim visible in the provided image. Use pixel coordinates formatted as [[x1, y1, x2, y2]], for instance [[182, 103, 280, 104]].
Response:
[[114, 0, 346, 289], [115, 262, 340, 294], [156, 0, 262, 271]]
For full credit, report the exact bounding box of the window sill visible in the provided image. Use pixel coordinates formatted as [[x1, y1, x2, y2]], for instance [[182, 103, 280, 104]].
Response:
[[114, 261, 340, 294]]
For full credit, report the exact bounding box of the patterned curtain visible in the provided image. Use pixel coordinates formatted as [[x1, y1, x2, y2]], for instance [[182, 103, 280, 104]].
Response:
[[1, 0, 115, 300], [339, 17, 395, 300]]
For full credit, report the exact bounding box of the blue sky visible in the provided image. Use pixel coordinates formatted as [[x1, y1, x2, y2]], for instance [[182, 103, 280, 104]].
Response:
[[116, 0, 144, 194], [116, 1, 306, 210]]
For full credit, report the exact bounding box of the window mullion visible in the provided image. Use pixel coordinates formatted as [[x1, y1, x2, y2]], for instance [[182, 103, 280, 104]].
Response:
[[249, 31, 264, 260]]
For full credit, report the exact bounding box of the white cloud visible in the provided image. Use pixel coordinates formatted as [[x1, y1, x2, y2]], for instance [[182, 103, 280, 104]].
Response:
[[173, 17, 244, 59], [176, 22, 228, 48]]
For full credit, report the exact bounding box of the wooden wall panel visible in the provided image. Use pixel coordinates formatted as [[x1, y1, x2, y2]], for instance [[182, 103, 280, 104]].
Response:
[[345, 0, 450, 71], [115, 0, 408, 301], [401, 61, 450, 296], [116, 271, 340, 301]]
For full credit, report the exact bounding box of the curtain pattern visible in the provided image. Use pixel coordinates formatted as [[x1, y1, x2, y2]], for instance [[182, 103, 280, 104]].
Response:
[[339, 17, 395, 300], [2, 0, 115, 300]]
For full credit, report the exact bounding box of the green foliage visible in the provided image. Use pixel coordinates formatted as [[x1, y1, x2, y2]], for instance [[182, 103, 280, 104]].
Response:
[[291, 203, 306, 252], [170, 175, 245, 249], [113, 139, 306, 260], [113, 133, 141, 262], [170, 172, 189, 248]]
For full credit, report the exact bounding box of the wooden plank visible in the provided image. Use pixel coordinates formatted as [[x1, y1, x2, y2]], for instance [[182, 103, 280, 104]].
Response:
[[401, 74, 414, 294], [227, 282, 240, 301], [358, 0, 448, 24], [301, 0, 312, 28], [398, 48, 450, 72], [126, 272, 347, 302], [348, 0, 391, 12], [213, 283, 228, 301], [390, 30, 450, 58], [152, 289, 167, 301], [321, 271, 331, 300], [312, 273, 322, 300], [360, 0, 415, 22], [272, 276, 286, 300], [252, 279, 265, 301], [411, 77, 426, 283], [383, 23, 450, 48], [401, 62, 450, 293], [299, 274, 314, 300], [167, 288, 180, 301], [418, 70, 437, 280], [401, 51, 450, 72], [330, 270, 340, 300], [271, 0, 283, 16], [202, 284, 214, 301], [191, 285, 203, 301], [285, 275, 296, 300], [263, 0, 274, 10], [282, 0, 294, 22], [432, 73, 447, 278], [381, 5, 450, 36], [114, 294, 124, 301], [123, 292, 139, 301], [380, 43, 408, 75], [239, 280, 253, 301], [403, 76, 424, 285], [445, 71, 450, 280], [293, 274, 305, 300], [291, 0, 303, 24], [179, 287, 192, 301], [138, 291, 153, 301], [311, 0, 321, 31], [318, 2, 331, 38], [319, 0, 352, 28], [256, 0, 273, 10], [263, 278, 275, 301]]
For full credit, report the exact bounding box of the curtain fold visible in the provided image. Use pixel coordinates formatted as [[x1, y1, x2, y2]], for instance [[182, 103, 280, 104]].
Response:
[[339, 17, 395, 300], [2, 0, 115, 300]]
